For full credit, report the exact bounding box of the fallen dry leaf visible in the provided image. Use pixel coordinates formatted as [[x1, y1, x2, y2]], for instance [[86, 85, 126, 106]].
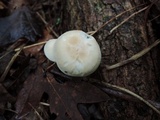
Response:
[[0, 83, 15, 114], [0, 6, 42, 47], [15, 66, 108, 120], [0, 84, 15, 103]]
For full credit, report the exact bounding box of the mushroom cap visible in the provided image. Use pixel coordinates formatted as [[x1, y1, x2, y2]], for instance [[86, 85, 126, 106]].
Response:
[[54, 30, 101, 77], [44, 39, 56, 62]]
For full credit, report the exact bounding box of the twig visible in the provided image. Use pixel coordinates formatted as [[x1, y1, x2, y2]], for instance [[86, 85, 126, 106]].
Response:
[[0, 45, 24, 82], [106, 39, 160, 70], [100, 82, 160, 115], [149, 14, 160, 22], [14, 41, 47, 52], [28, 103, 44, 120], [110, 6, 148, 33], [0, 51, 11, 60], [36, 12, 59, 38], [39, 102, 50, 106], [0, 108, 18, 114], [90, 3, 147, 35]]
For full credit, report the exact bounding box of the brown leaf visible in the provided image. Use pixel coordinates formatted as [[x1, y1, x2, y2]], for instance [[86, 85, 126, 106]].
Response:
[[47, 73, 108, 120], [15, 67, 45, 119], [15, 66, 108, 120], [0, 6, 42, 47], [0, 84, 15, 103]]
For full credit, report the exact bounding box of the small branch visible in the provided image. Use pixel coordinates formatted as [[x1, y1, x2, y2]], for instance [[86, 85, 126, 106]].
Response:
[[2, 108, 18, 114], [110, 6, 148, 33], [90, 3, 147, 35], [149, 14, 160, 22], [36, 12, 59, 38], [28, 103, 44, 120], [0, 45, 24, 82], [39, 102, 50, 106], [0, 51, 11, 60], [106, 39, 160, 70], [100, 82, 160, 115], [14, 41, 47, 52]]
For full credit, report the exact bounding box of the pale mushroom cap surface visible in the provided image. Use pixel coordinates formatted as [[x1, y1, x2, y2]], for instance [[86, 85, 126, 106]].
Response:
[[44, 39, 56, 62], [54, 30, 101, 76]]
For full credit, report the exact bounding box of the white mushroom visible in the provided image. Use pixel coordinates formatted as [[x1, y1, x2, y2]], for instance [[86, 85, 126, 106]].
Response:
[[44, 30, 101, 77]]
